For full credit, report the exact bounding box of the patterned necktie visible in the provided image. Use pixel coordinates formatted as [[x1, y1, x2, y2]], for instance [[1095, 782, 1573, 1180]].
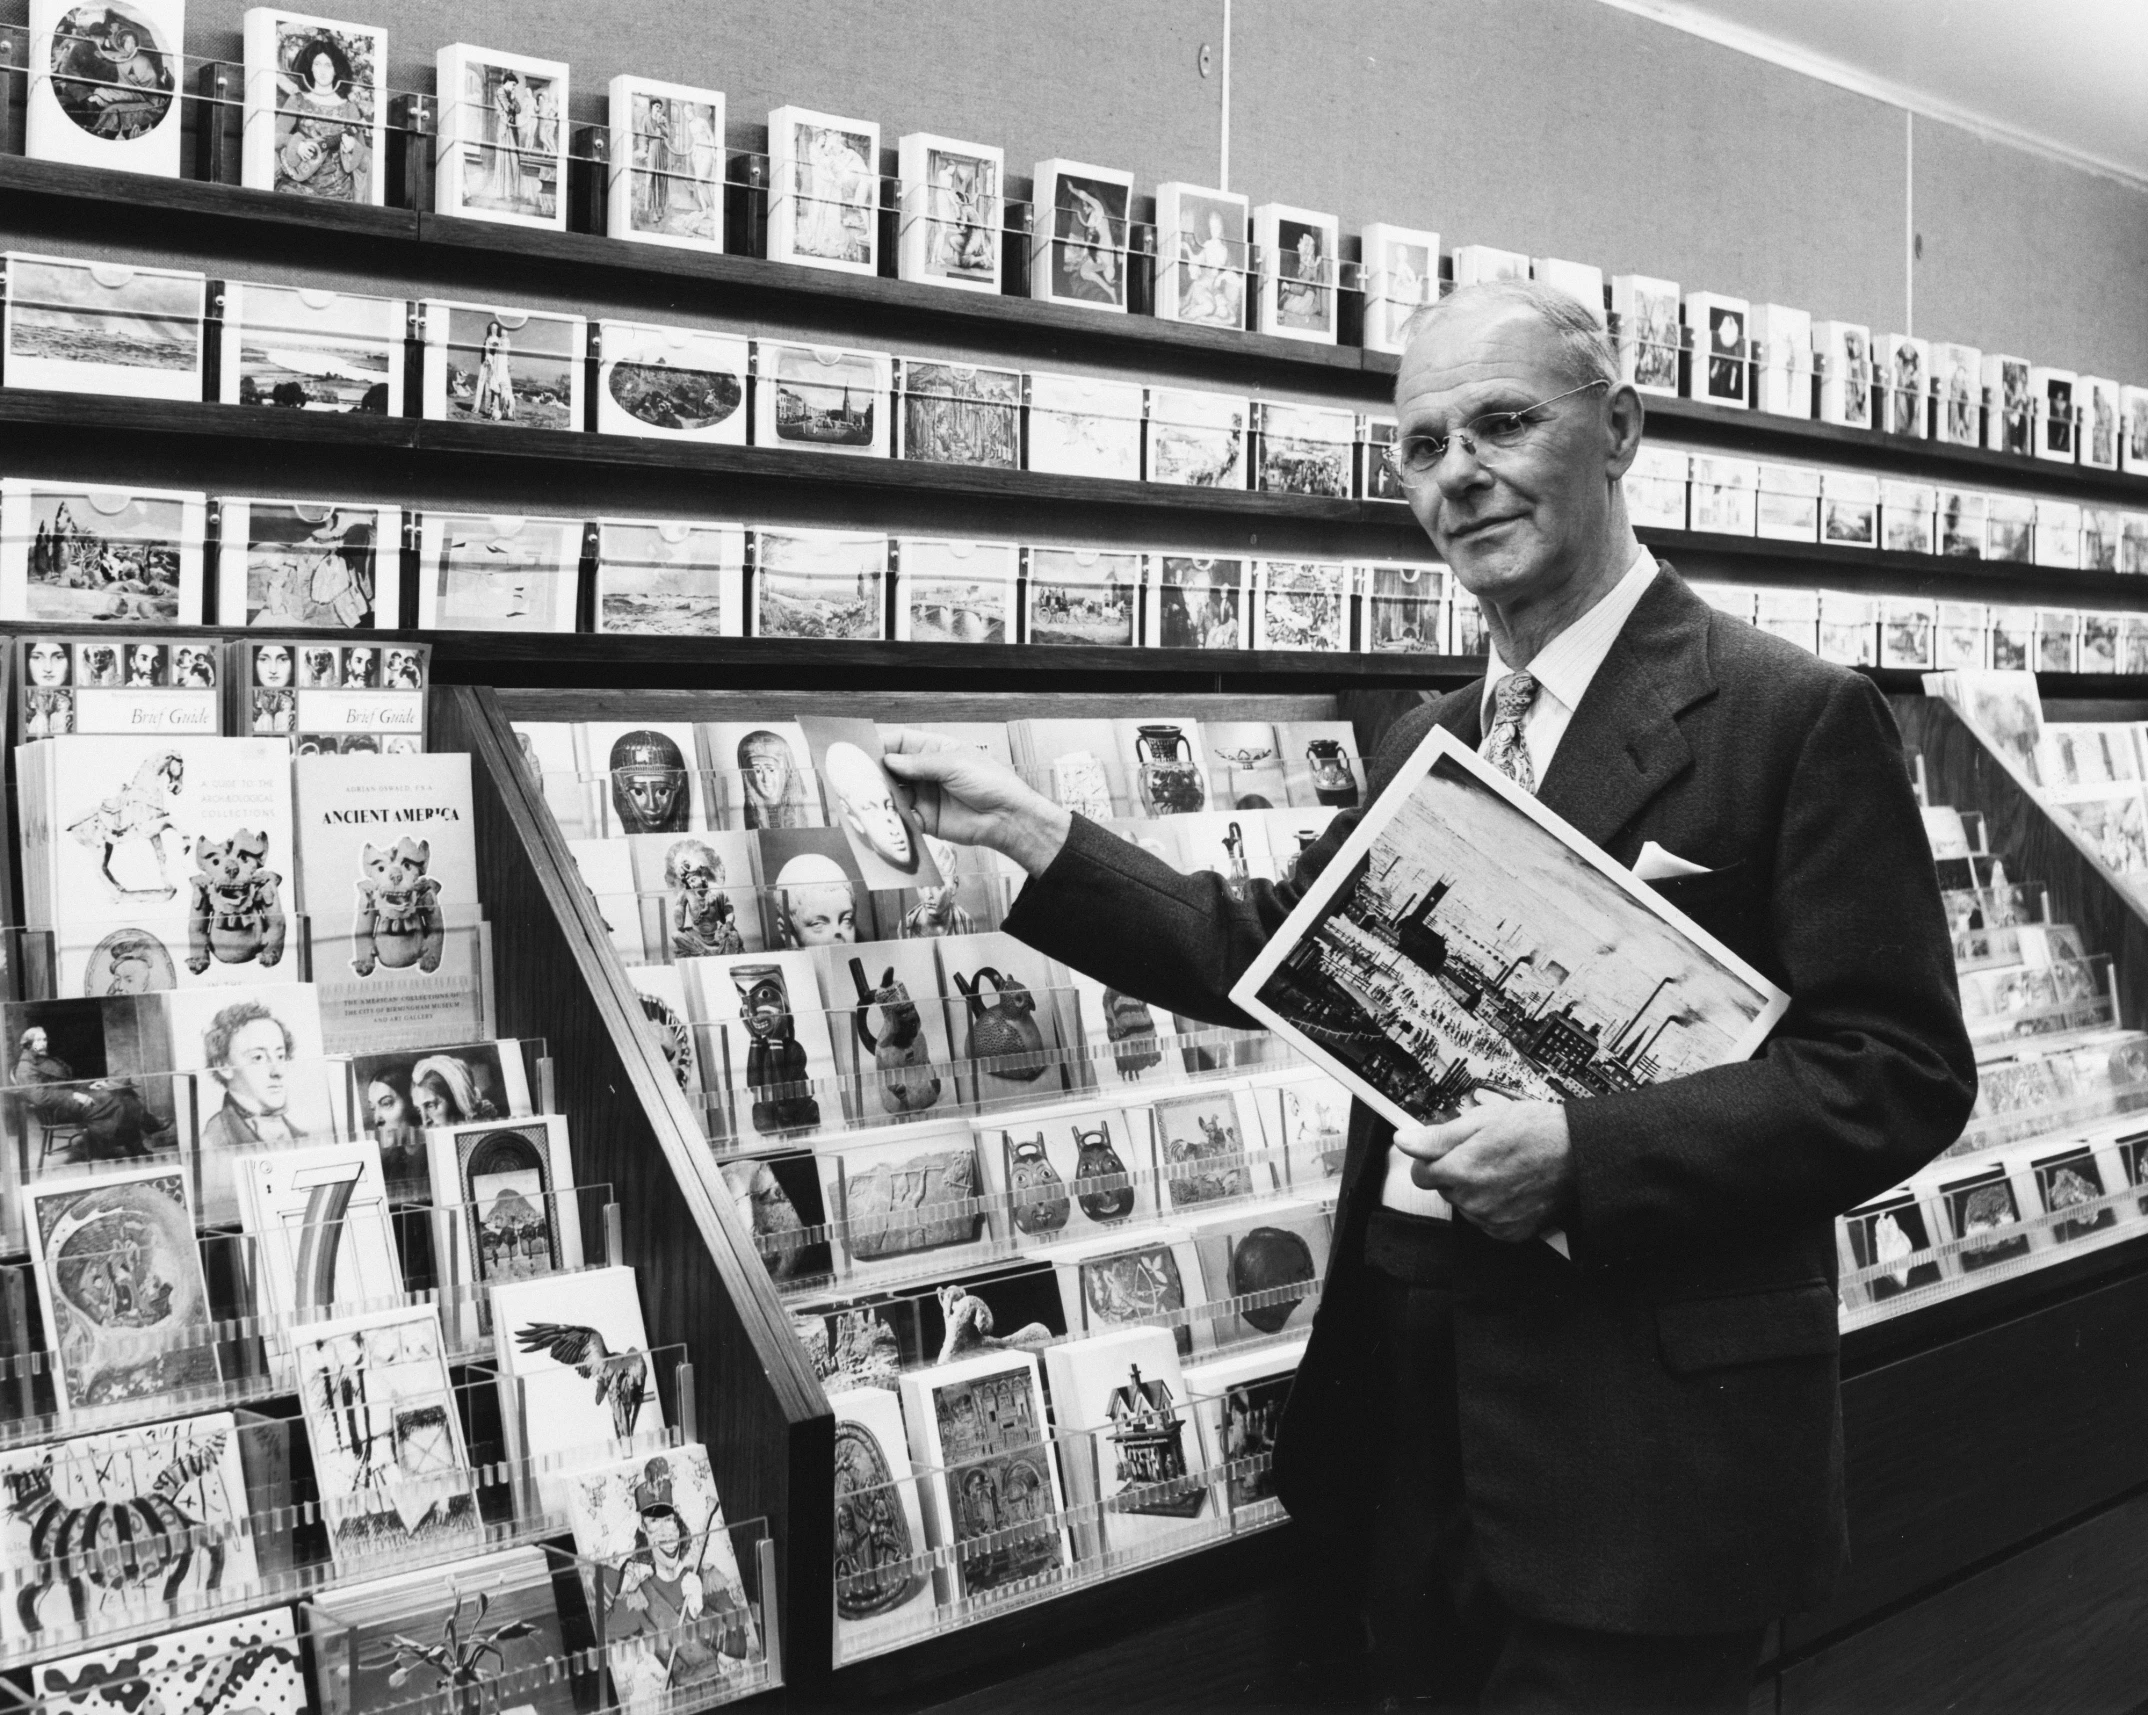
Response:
[[1483, 670, 1540, 793]]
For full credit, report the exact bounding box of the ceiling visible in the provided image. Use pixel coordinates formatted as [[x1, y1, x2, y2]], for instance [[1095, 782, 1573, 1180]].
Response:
[[1596, 0, 2148, 186]]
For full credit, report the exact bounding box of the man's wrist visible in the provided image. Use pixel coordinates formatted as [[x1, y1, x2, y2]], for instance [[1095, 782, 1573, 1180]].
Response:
[[995, 797, 1073, 877]]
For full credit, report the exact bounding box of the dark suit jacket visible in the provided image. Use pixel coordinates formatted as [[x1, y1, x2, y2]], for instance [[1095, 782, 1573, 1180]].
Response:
[[1002, 566, 1977, 1634]]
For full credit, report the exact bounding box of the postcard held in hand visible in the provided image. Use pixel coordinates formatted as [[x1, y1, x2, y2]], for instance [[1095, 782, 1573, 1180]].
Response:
[[1230, 728, 1789, 1150]]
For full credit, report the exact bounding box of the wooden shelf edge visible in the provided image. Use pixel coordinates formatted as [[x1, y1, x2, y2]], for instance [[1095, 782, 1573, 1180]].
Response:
[[5, 151, 2148, 505]]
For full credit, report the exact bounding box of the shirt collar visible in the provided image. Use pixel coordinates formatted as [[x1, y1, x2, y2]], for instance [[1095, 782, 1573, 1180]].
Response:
[[1481, 546, 1660, 724]]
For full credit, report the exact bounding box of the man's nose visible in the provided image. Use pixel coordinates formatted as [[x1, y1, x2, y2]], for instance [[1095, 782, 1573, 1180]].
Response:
[[1430, 435, 1493, 500]]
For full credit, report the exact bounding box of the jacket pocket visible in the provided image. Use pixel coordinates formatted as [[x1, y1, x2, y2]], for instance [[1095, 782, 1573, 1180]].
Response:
[[1656, 1284, 1839, 1375]]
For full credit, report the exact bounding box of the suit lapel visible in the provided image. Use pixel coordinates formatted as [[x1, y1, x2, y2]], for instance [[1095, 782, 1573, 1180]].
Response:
[[1536, 564, 1717, 847]]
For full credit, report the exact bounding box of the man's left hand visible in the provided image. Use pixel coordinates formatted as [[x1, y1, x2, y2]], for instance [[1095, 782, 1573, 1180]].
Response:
[[1393, 1095, 1574, 1243]]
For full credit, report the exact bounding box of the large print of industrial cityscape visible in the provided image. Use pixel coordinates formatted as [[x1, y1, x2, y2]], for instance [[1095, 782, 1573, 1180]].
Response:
[[1249, 749, 1776, 1122]]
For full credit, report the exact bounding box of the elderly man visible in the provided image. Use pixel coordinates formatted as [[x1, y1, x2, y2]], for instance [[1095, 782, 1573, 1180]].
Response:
[[887, 280, 1975, 1713]]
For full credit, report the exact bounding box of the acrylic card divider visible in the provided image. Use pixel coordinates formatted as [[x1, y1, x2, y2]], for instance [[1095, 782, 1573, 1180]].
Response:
[[3, 251, 203, 400], [229, 634, 429, 753], [13, 634, 221, 741], [593, 321, 748, 443], [240, 8, 390, 206], [0, 478, 208, 626], [218, 282, 404, 415], [213, 497, 402, 630]]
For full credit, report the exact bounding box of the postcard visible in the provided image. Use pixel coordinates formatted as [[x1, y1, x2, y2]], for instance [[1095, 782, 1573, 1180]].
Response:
[[1982, 354, 2032, 454], [561, 1443, 759, 1700], [1146, 386, 1248, 488], [236, 1135, 402, 1330], [593, 517, 742, 637], [1362, 562, 1447, 655], [1362, 222, 1440, 354], [1154, 181, 1249, 330], [594, 320, 746, 443], [1255, 561, 1350, 652], [1452, 244, 1529, 286], [434, 42, 568, 230], [1146, 556, 1245, 650], [26, 0, 185, 175], [413, 510, 581, 633], [419, 299, 585, 432], [1253, 203, 1339, 343], [680, 948, 839, 1141], [1203, 720, 1288, 810], [893, 536, 1016, 643], [799, 714, 945, 892], [1183, 1337, 1308, 1514], [1881, 333, 1929, 437], [5, 251, 202, 400], [27, 1164, 219, 1420], [768, 104, 881, 275], [1183, 1197, 1330, 1345], [220, 281, 402, 415], [1032, 158, 1134, 313], [1023, 548, 1139, 648], [1230, 728, 1790, 1138], [823, 938, 956, 1123], [1814, 320, 1872, 429], [1045, 1325, 1209, 1564], [1256, 402, 1356, 498], [749, 525, 887, 638], [1026, 371, 1143, 482], [242, 8, 386, 203], [980, 1098, 1155, 1243], [310, 1549, 572, 1715], [698, 719, 823, 832], [426, 1113, 582, 1340], [897, 131, 1003, 292], [935, 928, 1082, 1106], [829, 1384, 934, 1655], [1683, 292, 1749, 407], [758, 825, 881, 948], [217, 497, 399, 630], [1049, 1225, 1207, 1357], [895, 359, 1020, 467], [606, 75, 724, 251], [819, 1120, 995, 1285], [35, 1607, 309, 1714], [0, 1412, 258, 1648], [293, 1303, 484, 1568], [898, 1349, 1068, 1599], [1930, 342, 1983, 445], [1, 478, 205, 626], [491, 1265, 661, 1484], [1610, 274, 1681, 396]]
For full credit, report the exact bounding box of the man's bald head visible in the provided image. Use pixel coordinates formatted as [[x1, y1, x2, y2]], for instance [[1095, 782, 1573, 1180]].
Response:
[[1397, 280, 1617, 395]]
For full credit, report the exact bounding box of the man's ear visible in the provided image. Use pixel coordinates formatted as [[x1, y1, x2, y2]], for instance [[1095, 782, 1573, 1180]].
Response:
[[1603, 382, 1647, 481]]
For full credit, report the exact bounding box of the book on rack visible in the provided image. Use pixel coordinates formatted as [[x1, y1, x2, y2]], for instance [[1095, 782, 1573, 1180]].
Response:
[[14, 634, 222, 740], [293, 751, 493, 1052], [230, 634, 429, 754]]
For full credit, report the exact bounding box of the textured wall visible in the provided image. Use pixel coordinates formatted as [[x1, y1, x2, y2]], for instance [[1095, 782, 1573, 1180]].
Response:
[[2, 0, 2144, 375]]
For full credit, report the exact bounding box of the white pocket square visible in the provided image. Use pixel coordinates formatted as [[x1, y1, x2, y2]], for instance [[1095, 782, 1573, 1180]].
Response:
[[1634, 840, 1713, 882]]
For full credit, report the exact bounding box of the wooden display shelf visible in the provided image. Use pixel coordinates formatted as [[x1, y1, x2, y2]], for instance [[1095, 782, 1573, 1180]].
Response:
[[4, 150, 2148, 508], [1, 391, 2143, 607]]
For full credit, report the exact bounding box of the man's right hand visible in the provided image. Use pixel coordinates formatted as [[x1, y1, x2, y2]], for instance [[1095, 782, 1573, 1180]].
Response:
[[882, 728, 1073, 878]]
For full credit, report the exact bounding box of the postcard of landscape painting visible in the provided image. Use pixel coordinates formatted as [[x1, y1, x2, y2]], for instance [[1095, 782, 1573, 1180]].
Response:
[[1230, 728, 1787, 1131]]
